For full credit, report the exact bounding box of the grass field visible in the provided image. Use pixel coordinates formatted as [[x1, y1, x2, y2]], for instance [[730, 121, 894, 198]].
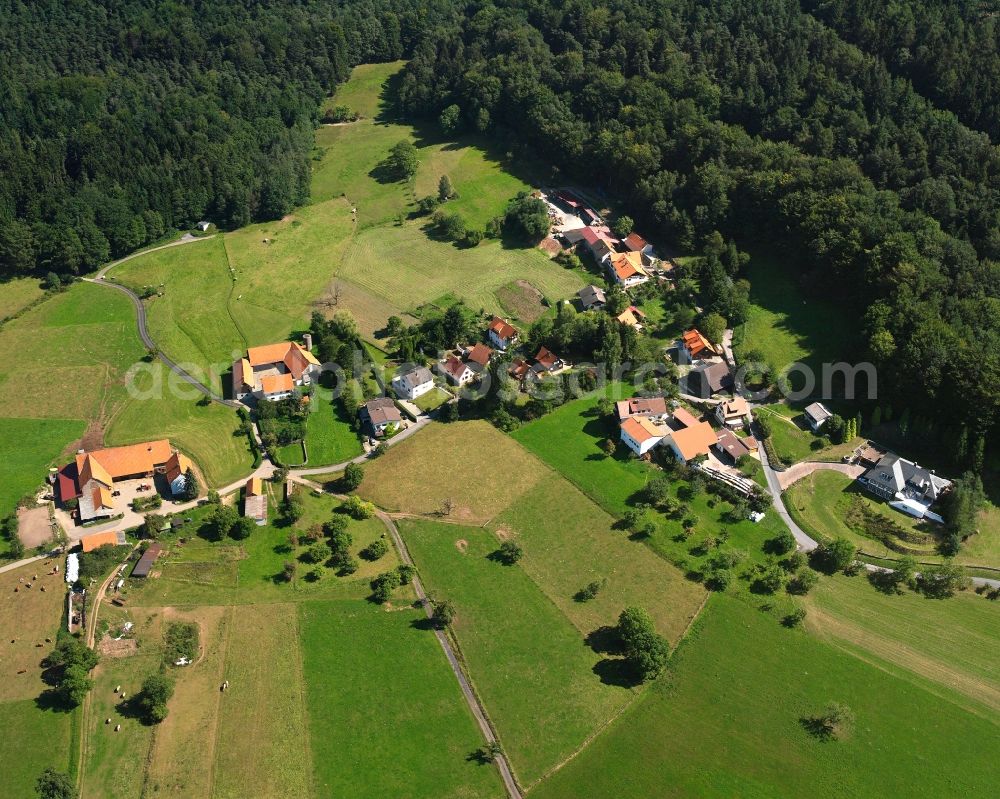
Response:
[[0, 276, 46, 320], [733, 254, 850, 373], [358, 420, 548, 523], [339, 222, 584, 322], [0, 281, 252, 494], [399, 519, 637, 788], [754, 403, 860, 466], [276, 440, 306, 466], [80, 638, 160, 799], [141, 606, 230, 799], [411, 386, 451, 412], [105, 380, 253, 488], [72, 484, 494, 798], [490, 478, 705, 644], [212, 603, 313, 799], [300, 599, 504, 799], [0, 562, 75, 796], [804, 573, 1000, 716], [109, 236, 243, 392], [322, 61, 405, 119], [0, 417, 85, 519], [529, 594, 1000, 799], [786, 469, 1000, 570]]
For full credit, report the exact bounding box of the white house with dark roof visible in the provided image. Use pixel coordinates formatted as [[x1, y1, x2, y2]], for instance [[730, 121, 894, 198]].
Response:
[[858, 453, 951, 520], [360, 397, 402, 435], [392, 365, 435, 399], [804, 402, 832, 432]]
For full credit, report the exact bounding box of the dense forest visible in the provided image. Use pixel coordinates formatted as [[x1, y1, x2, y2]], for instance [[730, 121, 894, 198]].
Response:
[[397, 0, 1000, 452], [0, 0, 454, 279], [801, 0, 1000, 141]]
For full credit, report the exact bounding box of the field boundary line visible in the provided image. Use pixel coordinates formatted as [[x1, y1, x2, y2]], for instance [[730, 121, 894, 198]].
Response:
[[530, 589, 710, 790], [221, 236, 249, 349]]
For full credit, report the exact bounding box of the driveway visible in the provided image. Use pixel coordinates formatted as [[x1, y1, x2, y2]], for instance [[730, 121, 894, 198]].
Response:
[[777, 461, 865, 491], [754, 435, 819, 552]]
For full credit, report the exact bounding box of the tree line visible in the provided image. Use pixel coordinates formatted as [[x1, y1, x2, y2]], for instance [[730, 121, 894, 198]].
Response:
[[0, 0, 458, 281], [394, 0, 1000, 454]]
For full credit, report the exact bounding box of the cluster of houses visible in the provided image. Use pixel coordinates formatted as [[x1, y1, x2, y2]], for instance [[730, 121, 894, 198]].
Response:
[[616, 394, 757, 469], [54, 440, 192, 524]]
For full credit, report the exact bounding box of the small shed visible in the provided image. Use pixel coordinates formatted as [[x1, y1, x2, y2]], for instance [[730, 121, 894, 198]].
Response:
[[131, 543, 163, 578]]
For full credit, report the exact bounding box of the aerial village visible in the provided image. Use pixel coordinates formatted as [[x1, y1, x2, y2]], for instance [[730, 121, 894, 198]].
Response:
[[7, 187, 948, 611]]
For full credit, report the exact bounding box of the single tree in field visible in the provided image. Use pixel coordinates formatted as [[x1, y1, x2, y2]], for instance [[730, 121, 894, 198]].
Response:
[[497, 540, 523, 565], [138, 673, 174, 723], [431, 599, 455, 628], [601, 438, 617, 457], [342, 462, 364, 491], [438, 174, 454, 201], [438, 104, 461, 135], [386, 140, 418, 180], [35, 767, 76, 799]]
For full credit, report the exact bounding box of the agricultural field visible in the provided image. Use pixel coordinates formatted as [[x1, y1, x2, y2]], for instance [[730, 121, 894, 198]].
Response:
[[68, 480, 498, 799], [212, 603, 313, 799], [300, 599, 504, 799], [399, 518, 638, 788], [338, 222, 583, 324], [529, 594, 1000, 799], [511, 392, 788, 570], [0, 276, 46, 320], [490, 478, 705, 644], [804, 573, 1000, 717], [0, 417, 85, 519], [0, 563, 76, 797], [0, 280, 252, 496], [358, 420, 549, 523]]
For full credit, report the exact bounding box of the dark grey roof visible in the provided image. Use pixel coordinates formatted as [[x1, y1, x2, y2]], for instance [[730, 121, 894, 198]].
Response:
[[862, 454, 951, 502], [578, 284, 606, 307], [397, 365, 434, 385], [682, 361, 732, 398]]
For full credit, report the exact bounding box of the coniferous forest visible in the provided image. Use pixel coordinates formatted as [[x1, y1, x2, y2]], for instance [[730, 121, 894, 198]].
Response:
[[2, 0, 1000, 450]]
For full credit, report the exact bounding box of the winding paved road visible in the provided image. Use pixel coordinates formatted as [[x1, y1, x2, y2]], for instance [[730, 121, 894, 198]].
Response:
[[754, 434, 819, 552], [83, 234, 237, 407]]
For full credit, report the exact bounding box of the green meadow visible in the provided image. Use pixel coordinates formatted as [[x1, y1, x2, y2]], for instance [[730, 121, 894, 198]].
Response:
[[300, 599, 504, 799], [530, 594, 1000, 799], [399, 518, 637, 788]]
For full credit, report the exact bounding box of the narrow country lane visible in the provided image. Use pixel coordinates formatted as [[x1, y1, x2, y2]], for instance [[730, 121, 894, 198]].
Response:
[[291, 477, 524, 799]]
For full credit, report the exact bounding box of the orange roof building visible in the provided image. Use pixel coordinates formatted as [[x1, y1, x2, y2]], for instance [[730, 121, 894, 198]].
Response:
[[620, 416, 668, 456], [466, 343, 493, 367], [71, 440, 175, 523], [616, 305, 647, 329], [681, 329, 719, 360], [607, 251, 649, 287], [80, 530, 127, 552], [487, 316, 519, 350], [665, 421, 717, 462], [234, 340, 320, 400]]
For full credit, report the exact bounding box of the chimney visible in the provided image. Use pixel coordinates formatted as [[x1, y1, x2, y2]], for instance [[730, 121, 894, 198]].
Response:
[[303, 333, 313, 352]]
